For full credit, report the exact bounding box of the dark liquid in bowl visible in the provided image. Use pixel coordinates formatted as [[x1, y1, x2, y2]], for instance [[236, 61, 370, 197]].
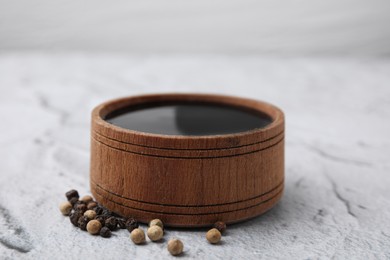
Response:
[[105, 103, 273, 136]]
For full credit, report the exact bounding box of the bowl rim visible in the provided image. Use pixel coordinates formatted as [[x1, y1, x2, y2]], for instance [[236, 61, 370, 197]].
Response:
[[92, 93, 284, 150]]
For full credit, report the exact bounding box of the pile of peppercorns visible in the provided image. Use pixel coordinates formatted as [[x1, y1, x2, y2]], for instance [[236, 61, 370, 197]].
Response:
[[60, 189, 139, 238], [60, 189, 227, 256]]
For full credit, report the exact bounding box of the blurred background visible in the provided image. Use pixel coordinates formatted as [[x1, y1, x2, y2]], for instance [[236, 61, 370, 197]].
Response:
[[1, 0, 390, 55]]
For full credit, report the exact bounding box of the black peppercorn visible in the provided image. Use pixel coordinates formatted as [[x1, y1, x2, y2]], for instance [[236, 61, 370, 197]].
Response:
[[102, 208, 112, 216], [65, 189, 79, 201], [100, 226, 112, 238], [117, 218, 127, 229], [87, 201, 97, 210], [74, 202, 87, 213], [73, 200, 85, 207], [69, 211, 83, 227], [69, 197, 79, 206], [126, 218, 139, 233], [94, 215, 106, 226], [213, 221, 227, 234], [94, 206, 104, 215], [78, 216, 90, 231], [105, 217, 118, 231]]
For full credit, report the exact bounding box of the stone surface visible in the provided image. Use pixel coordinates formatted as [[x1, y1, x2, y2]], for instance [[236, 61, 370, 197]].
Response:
[[0, 53, 389, 259]]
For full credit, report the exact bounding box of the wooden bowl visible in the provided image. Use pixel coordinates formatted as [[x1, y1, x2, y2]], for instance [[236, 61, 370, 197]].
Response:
[[90, 93, 285, 227]]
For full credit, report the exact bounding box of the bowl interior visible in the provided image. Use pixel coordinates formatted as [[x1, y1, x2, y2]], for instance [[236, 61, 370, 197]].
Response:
[[104, 101, 273, 136]]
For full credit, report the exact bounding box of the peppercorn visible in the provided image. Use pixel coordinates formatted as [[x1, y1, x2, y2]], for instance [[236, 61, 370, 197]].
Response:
[[80, 195, 93, 203], [59, 201, 72, 216], [73, 200, 85, 207], [94, 215, 106, 226], [69, 197, 79, 206], [130, 228, 145, 244], [167, 238, 184, 256], [78, 216, 90, 231], [147, 225, 163, 242], [87, 201, 97, 210], [105, 217, 118, 231], [74, 202, 87, 214], [206, 228, 221, 244], [213, 221, 227, 234], [126, 218, 139, 233], [93, 206, 104, 215], [102, 208, 112, 216], [69, 211, 83, 227], [65, 189, 79, 201], [149, 219, 164, 230], [117, 218, 127, 229], [100, 226, 112, 238], [86, 219, 102, 235], [84, 210, 97, 220]]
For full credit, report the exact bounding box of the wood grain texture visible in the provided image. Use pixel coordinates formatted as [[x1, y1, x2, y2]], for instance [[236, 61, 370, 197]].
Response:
[[90, 93, 285, 227]]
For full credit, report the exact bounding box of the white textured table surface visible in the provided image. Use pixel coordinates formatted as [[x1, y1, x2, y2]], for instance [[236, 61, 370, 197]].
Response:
[[0, 53, 390, 259]]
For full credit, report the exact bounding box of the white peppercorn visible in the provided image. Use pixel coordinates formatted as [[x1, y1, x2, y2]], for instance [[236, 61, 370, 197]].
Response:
[[130, 228, 145, 244], [147, 225, 164, 242], [86, 219, 102, 235], [167, 238, 184, 256], [80, 195, 93, 203], [59, 201, 72, 216], [149, 219, 164, 229], [206, 228, 221, 244], [87, 201, 97, 210], [84, 210, 97, 220]]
